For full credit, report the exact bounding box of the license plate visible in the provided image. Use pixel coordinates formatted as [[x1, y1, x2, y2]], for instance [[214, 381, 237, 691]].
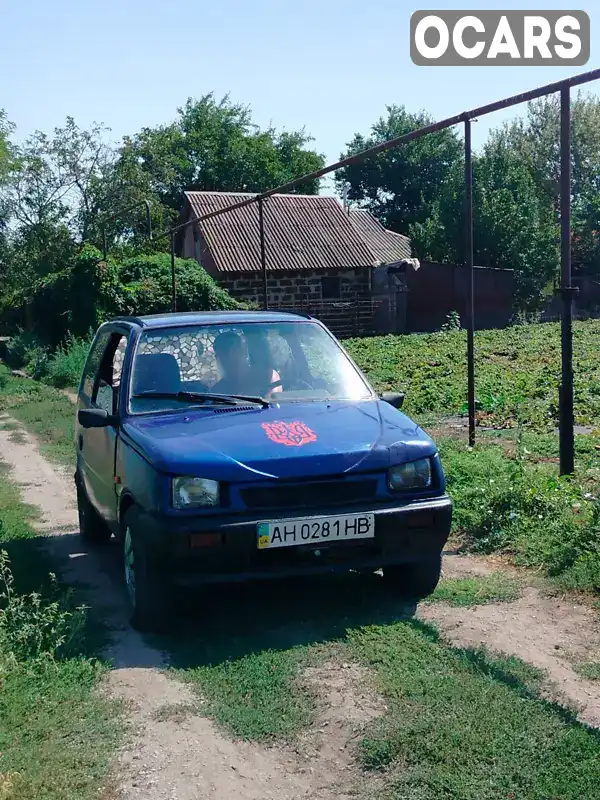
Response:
[[257, 512, 375, 550]]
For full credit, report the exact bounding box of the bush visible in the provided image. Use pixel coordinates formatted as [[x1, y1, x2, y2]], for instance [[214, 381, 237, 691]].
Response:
[[118, 253, 244, 315], [0, 551, 86, 664], [441, 437, 600, 590], [43, 334, 92, 389], [4, 330, 49, 377], [5, 246, 245, 348]]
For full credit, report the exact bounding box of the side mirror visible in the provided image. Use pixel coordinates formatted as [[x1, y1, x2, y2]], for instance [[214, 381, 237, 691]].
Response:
[[381, 392, 405, 410], [78, 408, 118, 429]]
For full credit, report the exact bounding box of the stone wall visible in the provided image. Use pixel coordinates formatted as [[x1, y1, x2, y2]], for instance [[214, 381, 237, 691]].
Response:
[[219, 267, 371, 307]]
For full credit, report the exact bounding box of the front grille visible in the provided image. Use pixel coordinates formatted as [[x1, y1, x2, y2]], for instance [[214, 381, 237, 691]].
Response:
[[241, 479, 378, 511]]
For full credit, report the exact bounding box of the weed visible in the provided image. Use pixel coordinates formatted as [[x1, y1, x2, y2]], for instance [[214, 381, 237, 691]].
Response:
[[43, 334, 91, 389], [0, 551, 86, 664], [440, 437, 600, 589], [429, 573, 521, 606], [573, 662, 600, 681]]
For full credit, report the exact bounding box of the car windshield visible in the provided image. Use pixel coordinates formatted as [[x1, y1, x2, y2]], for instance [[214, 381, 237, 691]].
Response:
[[128, 321, 372, 413]]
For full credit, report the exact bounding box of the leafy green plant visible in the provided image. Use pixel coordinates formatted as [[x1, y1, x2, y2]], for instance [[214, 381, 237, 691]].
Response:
[[440, 436, 600, 589], [43, 334, 92, 389], [4, 330, 49, 377], [440, 310, 461, 332], [345, 320, 600, 430], [0, 551, 86, 664]]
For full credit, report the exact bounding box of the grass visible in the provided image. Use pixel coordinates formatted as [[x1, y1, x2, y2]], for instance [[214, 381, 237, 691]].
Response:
[[350, 622, 600, 799], [438, 434, 600, 591], [182, 647, 315, 741], [428, 572, 522, 606], [345, 319, 600, 430], [0, 366, 75, 468], [164, 580, 600, 798], [0, 467, 123, 799], [573, 662, 600, 681]]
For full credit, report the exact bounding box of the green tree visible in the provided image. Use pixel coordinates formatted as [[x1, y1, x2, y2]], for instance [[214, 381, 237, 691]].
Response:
[[500, 92, 600, 274], [475, 135, 559, 309], [115, 94, 325, 223], [335, 105, 462, 235]]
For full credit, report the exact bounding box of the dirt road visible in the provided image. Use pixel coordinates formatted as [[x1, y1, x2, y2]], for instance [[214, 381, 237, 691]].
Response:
[[0, 411, 599, 798]]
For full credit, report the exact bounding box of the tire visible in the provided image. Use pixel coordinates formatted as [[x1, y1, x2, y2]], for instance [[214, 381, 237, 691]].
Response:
[[122, 507, 172, 633], [383, 556, 442, 600], [77, 484, 112, 545]]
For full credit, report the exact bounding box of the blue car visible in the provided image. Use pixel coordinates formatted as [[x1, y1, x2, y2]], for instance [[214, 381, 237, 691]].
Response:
[[75, 311, 452, 631]]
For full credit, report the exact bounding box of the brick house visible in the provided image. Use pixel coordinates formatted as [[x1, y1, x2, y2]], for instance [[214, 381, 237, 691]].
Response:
[[178, 191, 516, 335], [178, 191, 412, 314]]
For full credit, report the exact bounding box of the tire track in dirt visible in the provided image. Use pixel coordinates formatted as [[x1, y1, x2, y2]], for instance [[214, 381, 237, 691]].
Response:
[[423, 552, 600, 728], [0, 414, 382, 799]]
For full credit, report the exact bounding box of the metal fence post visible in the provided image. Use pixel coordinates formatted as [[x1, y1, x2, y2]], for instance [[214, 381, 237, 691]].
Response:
[[170, 231, 177, 312], [465, 118, 476, 447], [559, 86, 575, 475], [258, 198, 268, 310]]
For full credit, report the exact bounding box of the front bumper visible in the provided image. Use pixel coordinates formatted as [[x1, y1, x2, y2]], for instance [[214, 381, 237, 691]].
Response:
[[138, 495, 453, 586]]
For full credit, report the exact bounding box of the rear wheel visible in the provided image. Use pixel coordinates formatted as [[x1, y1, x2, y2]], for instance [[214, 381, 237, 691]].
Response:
[[123, 507, 171, 633], [77, 484, 112, 545], [383, 556, 442, 600]]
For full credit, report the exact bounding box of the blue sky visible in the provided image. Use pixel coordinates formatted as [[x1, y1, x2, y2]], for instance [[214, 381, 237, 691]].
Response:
[[1, 0, 598, 194]]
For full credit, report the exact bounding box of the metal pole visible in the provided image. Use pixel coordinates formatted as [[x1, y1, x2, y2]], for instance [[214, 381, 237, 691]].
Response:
[[102, 228, 108, 261], [144, 200, 153, 241], [170, 231, 177, 312], [258, 198, 268, 310], [465, 118, 476, 447], [559, 86, 575, 475]]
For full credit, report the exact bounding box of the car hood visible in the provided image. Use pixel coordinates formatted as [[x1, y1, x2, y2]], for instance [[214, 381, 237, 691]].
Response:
[[121, 399, 437, 481]]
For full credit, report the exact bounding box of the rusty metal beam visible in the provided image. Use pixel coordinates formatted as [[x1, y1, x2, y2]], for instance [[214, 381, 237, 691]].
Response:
[[465, 119, 475, 448], [559, 86, 575, 476]]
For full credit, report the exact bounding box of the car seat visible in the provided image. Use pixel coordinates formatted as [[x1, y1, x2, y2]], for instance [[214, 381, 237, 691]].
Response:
[[132, 353, 182, 395]]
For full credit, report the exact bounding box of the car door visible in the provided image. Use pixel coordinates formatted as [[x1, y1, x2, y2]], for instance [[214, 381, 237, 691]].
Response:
[[78, 328, 129, 525]]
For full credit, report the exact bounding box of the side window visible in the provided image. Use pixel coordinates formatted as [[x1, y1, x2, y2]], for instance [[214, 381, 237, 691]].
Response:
[[81, 333, 111, 398], [92, 333, 128, 414]]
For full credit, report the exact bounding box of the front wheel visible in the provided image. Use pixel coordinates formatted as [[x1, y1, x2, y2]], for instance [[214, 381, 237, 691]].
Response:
[[123, 508, 172, 633], [383, 556, 442, 600]]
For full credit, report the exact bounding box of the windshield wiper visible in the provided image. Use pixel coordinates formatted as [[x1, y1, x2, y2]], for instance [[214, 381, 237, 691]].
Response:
[[132, 391, 270, 409]]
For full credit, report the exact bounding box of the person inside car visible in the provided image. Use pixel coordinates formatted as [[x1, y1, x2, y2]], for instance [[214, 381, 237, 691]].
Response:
[[212, 330, 281, 397]]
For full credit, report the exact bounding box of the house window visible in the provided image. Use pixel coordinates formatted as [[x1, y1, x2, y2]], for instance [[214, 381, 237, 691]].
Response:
[[322, 276, 341, 299]]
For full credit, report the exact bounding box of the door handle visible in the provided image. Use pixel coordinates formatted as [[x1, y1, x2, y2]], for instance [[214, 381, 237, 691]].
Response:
[[78, 434, 83, 451]]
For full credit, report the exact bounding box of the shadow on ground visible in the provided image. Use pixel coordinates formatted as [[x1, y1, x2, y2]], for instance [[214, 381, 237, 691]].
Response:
[[0, 529, 418, 669]]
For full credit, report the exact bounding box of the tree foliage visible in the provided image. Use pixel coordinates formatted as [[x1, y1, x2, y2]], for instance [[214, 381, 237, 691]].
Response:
[[1, 246, 244, 346], [113, 93, 325, 228], [335, 106, 463, 234]]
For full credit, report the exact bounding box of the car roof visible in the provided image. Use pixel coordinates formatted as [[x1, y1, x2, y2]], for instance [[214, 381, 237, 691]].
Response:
[[111, 310, 313, 329]]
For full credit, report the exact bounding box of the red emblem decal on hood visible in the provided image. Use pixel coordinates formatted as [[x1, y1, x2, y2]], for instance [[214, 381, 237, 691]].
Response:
[[262, 421, 317, 447]]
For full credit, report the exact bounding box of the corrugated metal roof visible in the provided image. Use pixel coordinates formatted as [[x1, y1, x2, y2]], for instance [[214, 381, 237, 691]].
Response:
[[185, 191, 380, 273], [348, 209, 412, 263]]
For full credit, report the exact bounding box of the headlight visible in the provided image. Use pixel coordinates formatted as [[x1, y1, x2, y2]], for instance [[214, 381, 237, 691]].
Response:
[[172, 477, 220, 509], [388, 459, 432, 491]]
